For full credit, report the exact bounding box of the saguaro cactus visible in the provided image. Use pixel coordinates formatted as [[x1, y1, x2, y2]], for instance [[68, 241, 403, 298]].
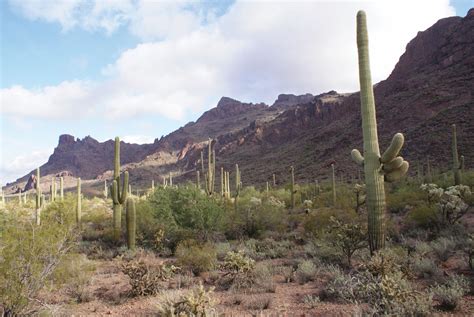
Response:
[[452, 124, 463, 185], [126, 198, 136, 250], [60, 176, 64, 201], [197, 171, 201, 189], [234, 164, 242, 211], [331, 164, 337, 206], [426, 157, 432, 183], [351, 11, 409, 254], [110, 137, 129, 241], [104, 180, 108, 199], [290, 166, 296, 208], [273, 173, 276, 187], [204, 138, 216, 196], [35, 167, 41, 225], [77, 178, 82, 228]]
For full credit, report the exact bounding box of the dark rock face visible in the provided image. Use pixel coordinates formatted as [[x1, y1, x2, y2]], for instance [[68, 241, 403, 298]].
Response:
[[8, 11, 474, 189]]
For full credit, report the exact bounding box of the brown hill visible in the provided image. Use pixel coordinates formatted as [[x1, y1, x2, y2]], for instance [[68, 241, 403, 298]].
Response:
[[5, 9, 474, 194]]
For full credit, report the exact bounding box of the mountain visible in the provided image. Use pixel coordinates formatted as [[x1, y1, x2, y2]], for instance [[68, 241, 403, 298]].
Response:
[[5, 9, 474, 194]]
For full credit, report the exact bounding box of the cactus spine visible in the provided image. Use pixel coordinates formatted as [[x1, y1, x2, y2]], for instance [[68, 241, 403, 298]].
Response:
[[331, 164, 336, 206], [60, 176, 64, 201], [351, 11, 409, 254], [35, 167, 41, 225], [126, 198, 136, 250], [110, 137, 129, 242], [452, 124, 463, 185], [77, 177, 82, 228], [290, 166, 296, 208]]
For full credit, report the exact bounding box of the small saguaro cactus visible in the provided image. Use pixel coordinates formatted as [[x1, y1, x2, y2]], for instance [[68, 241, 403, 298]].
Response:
[[351, 11, 409, 254], [60, 176, 64, 201], [151, 179, 155, 190], [126, 198, 136, 250], [197, 170, 201, 189], [289, 166, 296, 208], [331, 164, 337, 206], [452, 124, 463, 185], [35, 167, 41, 225], [77, 177, 82, 228], [426, 157, 432, 183], [110, 137, 129, 242], [266, 181, 269, 193], [273, 173, 276, 187], [169, 172, 173, 187], [225, 171, 230, 199]]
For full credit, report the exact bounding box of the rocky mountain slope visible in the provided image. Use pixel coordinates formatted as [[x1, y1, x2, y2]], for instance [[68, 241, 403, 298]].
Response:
[[5, 9, 474, 194]]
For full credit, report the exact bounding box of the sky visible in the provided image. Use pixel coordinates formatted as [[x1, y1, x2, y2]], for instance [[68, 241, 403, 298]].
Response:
[[0, 0, 471, 185]]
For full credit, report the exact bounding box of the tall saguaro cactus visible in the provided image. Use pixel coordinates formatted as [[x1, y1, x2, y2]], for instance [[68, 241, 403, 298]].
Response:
[[77, 178, 82, 228], [35, 167, 41, 225], [126, 198, 136, 250], [204, 138, 216, 196], [452, 124, 463, 185], [60, 176, 64, 201], [351, 11, 409, 254], [110, 137, 129, 241], [234, 164, 242, 211], [290, 166, 296, 208]]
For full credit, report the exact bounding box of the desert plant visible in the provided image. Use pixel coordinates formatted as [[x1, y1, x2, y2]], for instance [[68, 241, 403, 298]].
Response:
[[452, 124, 464, 185], [234, 164, 242, 211], [122, 259, 179, 296], [76, 177, 82, 228], [157, 283, 217, 316], [351, 11, 409, 254], [0, 204, 78, 315], [126, 198, 136, 250], [35, 167, 41, 225], [290, 166, 297, 208], [110, 136, 129, 241], [430, 237, 456, 262], [296, 260, 318, 284], [331, 164, 336, 206], [431, 274, 469, 311], [203, 138, 216, 196], [353, 183, 366, 213], [302, 294, 320, 308], [328, 216, 367, 266], [175, 240, 217, 275]]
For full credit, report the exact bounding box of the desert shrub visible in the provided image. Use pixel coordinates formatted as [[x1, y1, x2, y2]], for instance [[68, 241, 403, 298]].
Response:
[[362, 247, 410, 277], [387, 185, 426, 213], [413, 257, 442, 279], [52, 253, 96, 303], [0, 201, 78, 315], [215, 242, 232, 261], [222, 250, 255, 273], [302, 294, 320, 308], [430, 275, 470, 311], [141, 186, 225, 248], [224, 189, 287, 239], [122, 259, 179, 296], [459, 232, 474, 270], [327, 216, 367, 266], [157, 283, 217, 316], [303, 239, 342, 264], [296, 260, 318, 284], [252, 263, 276, 293], [430, 237, 456, 262], [175, 240, 217, 275], [407, 204, 437, 229], [244, 295, 271, 310], [323, 270, 432, 315]]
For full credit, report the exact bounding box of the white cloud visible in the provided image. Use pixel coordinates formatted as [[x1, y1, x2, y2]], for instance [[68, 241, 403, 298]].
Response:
[[122, 135, 155, 144], [2, 0, 456, 122], [0, 149, 53, 185]]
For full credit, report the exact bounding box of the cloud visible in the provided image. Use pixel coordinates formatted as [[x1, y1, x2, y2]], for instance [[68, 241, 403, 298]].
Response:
[[0, 149, 53, 185], [122, 135, 155, 144], [2, 0, 456, 122]]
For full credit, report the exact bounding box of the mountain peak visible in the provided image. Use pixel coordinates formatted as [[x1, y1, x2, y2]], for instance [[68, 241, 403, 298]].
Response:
[[217, 96, 242, 108]]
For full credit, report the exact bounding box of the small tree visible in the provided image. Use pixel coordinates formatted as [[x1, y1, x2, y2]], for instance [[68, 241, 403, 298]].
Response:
[[328, 216, 367, 266]]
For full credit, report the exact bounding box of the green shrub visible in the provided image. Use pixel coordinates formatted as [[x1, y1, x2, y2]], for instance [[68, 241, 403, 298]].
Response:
[[0, 201, 78, 315], [175, 240, 217, 275], [296, 260, 318, 284], [430, 237, 456, 262], [408, 204, 437, 229], [430, 275, 470, 311], [222, 250, 255, 273], [413, 257, 442, 279]]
